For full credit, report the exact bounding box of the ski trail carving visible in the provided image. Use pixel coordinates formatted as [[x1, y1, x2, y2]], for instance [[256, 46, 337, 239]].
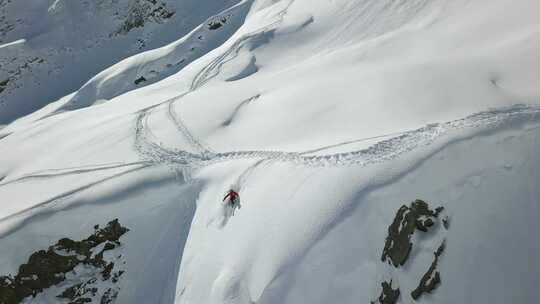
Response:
[[153, 0, 297, 156], [135, 107, 203, 165], [136, 102, 540, 169], [190, 0, 295, 91], [0, 164, 151, 235], [167, 94, 216, 156], [161, 0, 535, 172], [0, 161, 151, 187], [131, 1, 537, 175]]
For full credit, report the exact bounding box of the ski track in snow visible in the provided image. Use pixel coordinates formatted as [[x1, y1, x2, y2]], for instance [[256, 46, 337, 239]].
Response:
[[0, 161, 151, 187], [3, 0, 540, 248], [153, 0, 297, 157], [131, 0, 540, 174], [130, 1, 540, 171], [0, 163, 152, 234], [167, 94, 216, 155], [134, 0, 297, 163], [137, 103, 540, 170], [2, 2, 540, 304], [189, 0, 295, 91]]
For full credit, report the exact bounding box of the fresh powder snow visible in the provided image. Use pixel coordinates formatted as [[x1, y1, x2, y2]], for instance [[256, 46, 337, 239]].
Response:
[[1, 0, 539, 303]]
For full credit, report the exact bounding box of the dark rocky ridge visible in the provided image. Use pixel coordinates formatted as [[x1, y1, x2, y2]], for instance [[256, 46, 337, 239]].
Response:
[[371, 281, 400, 304], [371, 199, 448, 303], [411, 241, 445, 300], [381, 199, 444, 267], [0, 219, 128, 304], [0, 57, 45, 99], [134, 76, 147, 85], [115, 0, 175, 35], [0, 0, 18, 43], [208, 16, 228, 30]]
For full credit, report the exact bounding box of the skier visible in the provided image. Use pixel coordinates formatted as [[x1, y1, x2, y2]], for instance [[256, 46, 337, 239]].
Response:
[[223, 188, 241, 215]]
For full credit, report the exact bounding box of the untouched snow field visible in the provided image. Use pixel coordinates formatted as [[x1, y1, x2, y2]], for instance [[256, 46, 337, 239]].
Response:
[[1, 0, 540, 303]]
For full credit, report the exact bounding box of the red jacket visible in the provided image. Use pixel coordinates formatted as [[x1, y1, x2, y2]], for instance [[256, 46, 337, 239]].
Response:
[[223, 190, 239, 202]]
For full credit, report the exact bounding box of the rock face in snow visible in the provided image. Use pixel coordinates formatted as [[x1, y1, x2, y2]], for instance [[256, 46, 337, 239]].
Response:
[[411, 241, 445, 300], [115, 0, 175, 36], [381, 200, 444, 267], [0, 219, 128, 304], [1, 0, 540, 304], [372, 280, 400, 304], [372, 200, 447, 304]]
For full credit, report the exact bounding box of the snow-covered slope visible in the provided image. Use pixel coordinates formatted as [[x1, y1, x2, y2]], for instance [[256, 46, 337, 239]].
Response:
[[0, 0, 241, 124], [1, 0, 540, 303]]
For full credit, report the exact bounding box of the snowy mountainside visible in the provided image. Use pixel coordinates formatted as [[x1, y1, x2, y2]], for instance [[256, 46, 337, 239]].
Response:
[[0, 0, 241, 124], [1, 0, 540, 303]]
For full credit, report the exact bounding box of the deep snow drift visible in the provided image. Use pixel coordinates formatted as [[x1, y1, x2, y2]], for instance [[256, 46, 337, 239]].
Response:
[[1, 0, 540, 303]]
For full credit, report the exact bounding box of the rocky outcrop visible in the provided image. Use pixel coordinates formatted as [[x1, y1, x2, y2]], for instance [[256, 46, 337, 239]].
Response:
[[0, 0, 18, 43], [411, 241, 445, 300], [207, 16, 229, 30], [0, 219, 128, 304], [134, 76, 147, 85], [0, 57, 44, 100], [371, 199, 448, 303], [381, 199, 443, 267], [115, 0, 175, 35], [371, 281, 400, 304], [0, 78, 9, 94], [0, 0, 182, 122]]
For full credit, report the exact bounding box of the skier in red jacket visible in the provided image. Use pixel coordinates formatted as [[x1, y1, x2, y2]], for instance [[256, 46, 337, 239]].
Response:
[[223, 188, 241, 215]]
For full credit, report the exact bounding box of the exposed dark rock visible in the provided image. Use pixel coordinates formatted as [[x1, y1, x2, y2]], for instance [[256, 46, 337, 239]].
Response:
[[0, 0, 17, 43], [208, 22, 222, 30], [101, 262, 115, 281], [111, 270, 124, 283], [57, 283, 82, 300], [442, 216, 450, 230], [57, 280, 97, 303], [0, 277, 18, 304], [373, 200, 449, 302], [208, 17, 228, 30], [134, 76, 147, 85], [371, 280, 400, 304], [0, 219, 128, 304], [381, 200, 443, 267], [116, 0, 175, 35], [100, 288, 119, 304], [136, 38, 146, 49], [0, 55, 44, 97], [416, 217, 434, 232], [0, 78, 9, 93], [411, 241, 445, 300]]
